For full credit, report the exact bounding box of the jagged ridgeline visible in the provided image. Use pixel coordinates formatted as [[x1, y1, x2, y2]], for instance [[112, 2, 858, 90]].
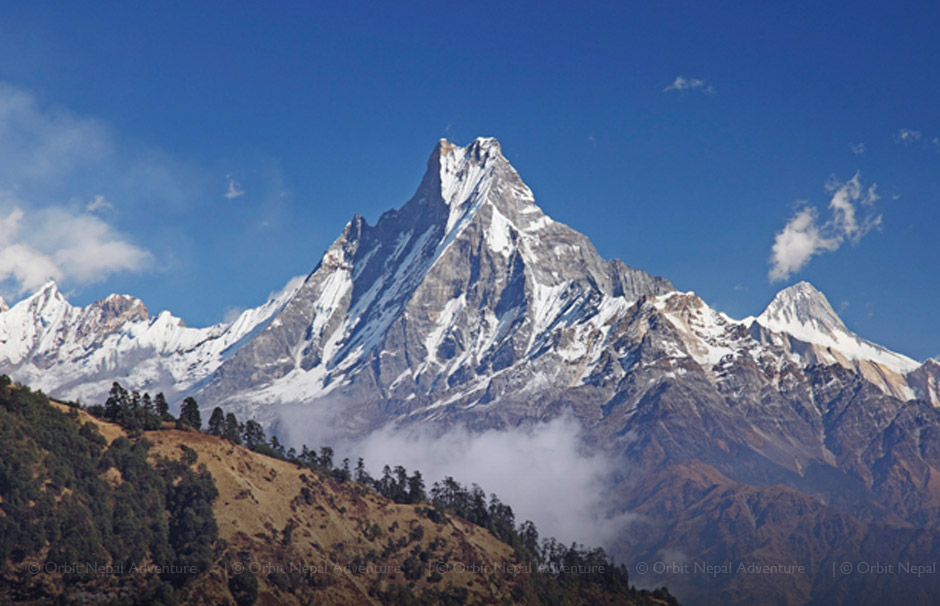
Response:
[[0, 377, 678, 606]]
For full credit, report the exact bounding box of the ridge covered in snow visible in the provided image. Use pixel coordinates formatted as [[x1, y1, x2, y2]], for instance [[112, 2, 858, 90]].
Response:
[[0, 276, 303, 404], [755, 281, 919, 374]]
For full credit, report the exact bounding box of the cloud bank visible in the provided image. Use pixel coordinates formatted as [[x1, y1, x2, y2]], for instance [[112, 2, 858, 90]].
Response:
[[768, 173, 881, 282], [351, 416, 634, 548]]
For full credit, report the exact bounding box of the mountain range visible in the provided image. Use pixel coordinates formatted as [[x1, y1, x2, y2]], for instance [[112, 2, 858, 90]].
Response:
[[2, 137, 940, 604]]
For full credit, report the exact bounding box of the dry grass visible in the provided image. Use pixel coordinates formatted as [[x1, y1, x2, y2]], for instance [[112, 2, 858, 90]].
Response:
[[51, 401, 530, 605]]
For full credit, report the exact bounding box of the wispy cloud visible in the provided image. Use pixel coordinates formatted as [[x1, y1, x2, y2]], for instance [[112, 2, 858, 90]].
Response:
[[224, 175, 245, 200], [850, 142, 866, 155], [664, 75, 715, 95], [222, 305, 245, 323], [0, 83, 111, 184], [895, 128, 923, 145], [85, 194, 113, 212], [893, 128, 940, 153], [768, 173, 882, 282]]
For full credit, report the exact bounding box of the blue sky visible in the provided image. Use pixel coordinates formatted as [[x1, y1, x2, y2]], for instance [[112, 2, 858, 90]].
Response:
[[0, 1, 937, 359]]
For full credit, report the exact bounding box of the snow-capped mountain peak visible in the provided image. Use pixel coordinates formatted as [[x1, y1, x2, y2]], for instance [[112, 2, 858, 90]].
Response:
[[758, 281, 848, 341], [191, 137, 674, 417], [755, 280, 919, 378]]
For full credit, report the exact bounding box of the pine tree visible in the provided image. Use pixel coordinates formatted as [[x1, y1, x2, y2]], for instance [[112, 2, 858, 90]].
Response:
[[154, 393, 171, 421], [223, 413, 242, 444], [104, 382, 129, 421], [407, 470, 426, 504], [270, 435, 285, 457], [243, 420, 265, 450], [207, 407, 225, 436], [179, 397, 201, 430], [319, 446, 333, 470], [355, 457, 371, 484]]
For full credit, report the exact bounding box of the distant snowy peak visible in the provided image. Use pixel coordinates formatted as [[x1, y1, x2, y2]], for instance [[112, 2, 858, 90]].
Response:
[[758, 281, 848, 340], [0, 296, 8, 313], [755, 281, 919, 376]]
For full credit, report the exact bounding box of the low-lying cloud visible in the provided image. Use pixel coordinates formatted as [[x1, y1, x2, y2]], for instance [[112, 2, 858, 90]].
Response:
[[768, 173, 881, 282], [352, 415, 635, 549]]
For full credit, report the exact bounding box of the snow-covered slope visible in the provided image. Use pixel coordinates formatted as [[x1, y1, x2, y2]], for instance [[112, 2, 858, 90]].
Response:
[[756, 281, 918, 374], [750, 281, 921, 401], [0, 277, 303, 405]]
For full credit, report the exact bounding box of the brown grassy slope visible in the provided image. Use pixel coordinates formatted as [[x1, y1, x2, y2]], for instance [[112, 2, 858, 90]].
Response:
[[51, 402, 534, 605]]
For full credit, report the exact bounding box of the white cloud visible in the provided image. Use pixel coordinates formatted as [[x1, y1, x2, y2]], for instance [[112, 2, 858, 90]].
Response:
[[41, 207, 150, 284], [850, 142, 866, 155], [224, 176, 245, 200], [895, 128, 923, 145], [0, 201, 150, 294], [768, 173, 882, 282], [664, 75, 715, 94], [85, 194, 113, 212]]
